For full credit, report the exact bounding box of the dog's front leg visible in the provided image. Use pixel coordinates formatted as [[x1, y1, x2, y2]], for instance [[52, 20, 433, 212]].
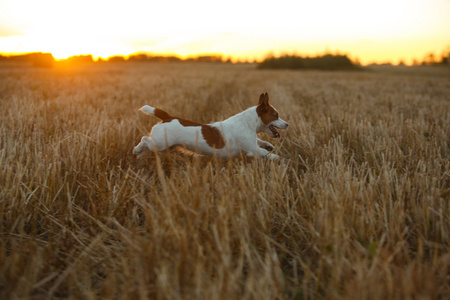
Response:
[[257, 139, 275, 151], [246, 148, 280, 160]]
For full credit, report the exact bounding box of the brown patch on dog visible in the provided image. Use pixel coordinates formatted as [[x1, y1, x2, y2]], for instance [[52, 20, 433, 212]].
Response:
[[201, 125, 226, 149], [154, 108, 172, 122], [155, 108, 204, 126], [154, 108, 225, 148], [178, 118, 203, 127], [256, 92, 279, 124]]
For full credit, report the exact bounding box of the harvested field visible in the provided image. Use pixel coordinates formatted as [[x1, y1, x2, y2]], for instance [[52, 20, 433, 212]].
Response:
[[0, 63, 449, 299]]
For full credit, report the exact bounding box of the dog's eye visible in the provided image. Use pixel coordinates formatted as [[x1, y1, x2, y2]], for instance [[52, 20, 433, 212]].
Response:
[[274, 113, 278, 119]]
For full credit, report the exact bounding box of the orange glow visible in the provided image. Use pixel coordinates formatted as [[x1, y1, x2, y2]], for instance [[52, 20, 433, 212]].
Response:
[[0, 0, 449, 65]]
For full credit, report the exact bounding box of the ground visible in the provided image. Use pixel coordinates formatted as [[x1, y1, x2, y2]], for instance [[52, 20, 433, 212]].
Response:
[[0, 62, 449, 299]]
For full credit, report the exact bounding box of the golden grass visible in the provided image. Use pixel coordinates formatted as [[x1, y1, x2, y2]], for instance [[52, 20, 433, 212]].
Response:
[[0, 63, 449, 299]]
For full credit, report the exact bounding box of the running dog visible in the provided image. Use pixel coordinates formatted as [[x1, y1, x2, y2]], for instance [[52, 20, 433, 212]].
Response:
[[133, 92, 288, 159]]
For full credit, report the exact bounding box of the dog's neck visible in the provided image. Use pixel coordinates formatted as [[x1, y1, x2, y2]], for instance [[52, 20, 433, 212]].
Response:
[[226, 106, 263, 133]]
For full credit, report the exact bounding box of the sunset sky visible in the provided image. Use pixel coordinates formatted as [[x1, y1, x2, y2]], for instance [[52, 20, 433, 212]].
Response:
[[0, 0, 449, 64]]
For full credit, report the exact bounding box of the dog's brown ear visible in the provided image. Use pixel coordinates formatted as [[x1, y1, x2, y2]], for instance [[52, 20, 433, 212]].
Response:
[[258, 92, 269, 106], [258, 93, 265, 105]]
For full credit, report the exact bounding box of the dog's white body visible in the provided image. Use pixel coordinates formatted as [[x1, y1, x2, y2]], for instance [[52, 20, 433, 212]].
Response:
[[133, 93, 288, 159]]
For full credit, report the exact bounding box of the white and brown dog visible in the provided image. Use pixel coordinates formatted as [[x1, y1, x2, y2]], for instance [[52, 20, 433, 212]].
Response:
[[133, 92, 288, 159]]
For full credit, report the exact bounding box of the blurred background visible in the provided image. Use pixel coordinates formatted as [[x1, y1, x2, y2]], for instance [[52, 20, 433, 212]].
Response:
[[0, 0, 449, 66]]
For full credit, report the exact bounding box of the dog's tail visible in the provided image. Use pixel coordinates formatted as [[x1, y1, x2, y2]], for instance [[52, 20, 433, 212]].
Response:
[[139, 105, 172, 122]]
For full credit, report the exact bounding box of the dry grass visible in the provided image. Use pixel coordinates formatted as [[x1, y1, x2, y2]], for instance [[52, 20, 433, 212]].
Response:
[[0, 63, 449, 299]]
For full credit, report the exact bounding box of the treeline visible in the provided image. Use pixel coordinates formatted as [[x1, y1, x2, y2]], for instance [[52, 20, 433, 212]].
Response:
[[1, 51, 449, 69], [0, 52, 234, 68], [370, 52, 449, 67], [418, 52, 449, 66], [258, 54, 359, 70], [0, 52, 55, 68]]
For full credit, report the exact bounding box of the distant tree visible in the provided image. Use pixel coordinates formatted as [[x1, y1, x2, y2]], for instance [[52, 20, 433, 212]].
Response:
[[66, 55, 94, 64], [54, 55, 94, 68], [31, 53, 54, 68], [167, 56, 182, 62], [422, 53, 436, 65], [196, 55, 222, 63], [128, 54, 148, 61], [258, 54, 358, 70], [438, 51, 449, 65], [0, 52, 54, 67], [107, 56, 125, 62]]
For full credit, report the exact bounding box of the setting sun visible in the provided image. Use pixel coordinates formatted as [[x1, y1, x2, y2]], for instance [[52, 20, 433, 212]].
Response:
[[0, 0, 449, 64]]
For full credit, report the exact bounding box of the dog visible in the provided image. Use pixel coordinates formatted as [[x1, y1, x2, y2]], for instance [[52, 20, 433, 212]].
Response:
[[133, 92, 288, 159]]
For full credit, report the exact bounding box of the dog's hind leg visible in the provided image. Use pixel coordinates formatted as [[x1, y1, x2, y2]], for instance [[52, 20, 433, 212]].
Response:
[[133, 136, 149, 158], [133, 135, 174, 158], [134, 136, 161, 158]]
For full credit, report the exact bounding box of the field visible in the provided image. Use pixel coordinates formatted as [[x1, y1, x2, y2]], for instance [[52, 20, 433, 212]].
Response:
[[0, 62, 449, 299]]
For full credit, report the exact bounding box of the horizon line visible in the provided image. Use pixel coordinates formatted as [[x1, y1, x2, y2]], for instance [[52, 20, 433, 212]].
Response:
[[1, 50, 448, 67]]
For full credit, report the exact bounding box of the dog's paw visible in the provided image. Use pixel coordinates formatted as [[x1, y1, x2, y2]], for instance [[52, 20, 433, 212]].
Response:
[[133, 146, 147, 158], [137, 151, 147, 159], [260, 143, 275, 152]]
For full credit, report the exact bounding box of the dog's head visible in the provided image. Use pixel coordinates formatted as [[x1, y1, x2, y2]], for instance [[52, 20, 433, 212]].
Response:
[[256, 92, 288, 138]]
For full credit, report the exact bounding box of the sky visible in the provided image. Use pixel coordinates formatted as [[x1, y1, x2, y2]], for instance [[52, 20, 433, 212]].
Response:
[[0, 0, 449, 64]]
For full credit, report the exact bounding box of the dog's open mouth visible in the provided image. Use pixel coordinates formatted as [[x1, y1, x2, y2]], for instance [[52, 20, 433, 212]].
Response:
[[269, 125, 280, 138]]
